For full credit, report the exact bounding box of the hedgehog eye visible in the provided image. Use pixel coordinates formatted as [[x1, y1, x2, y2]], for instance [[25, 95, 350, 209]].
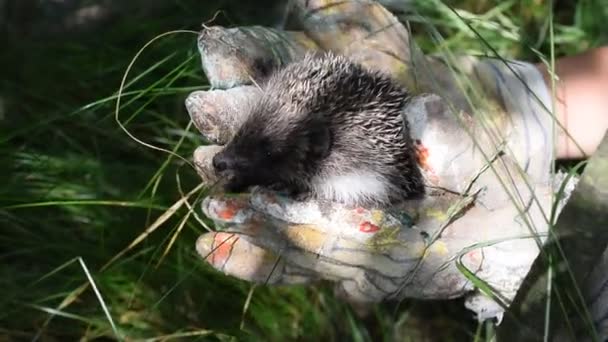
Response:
[[265, 144, 281, 158], [258, 138, 274, 157]]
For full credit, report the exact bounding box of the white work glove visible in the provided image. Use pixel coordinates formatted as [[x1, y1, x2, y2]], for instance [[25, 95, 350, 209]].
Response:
[[186, 0, 570, 322]]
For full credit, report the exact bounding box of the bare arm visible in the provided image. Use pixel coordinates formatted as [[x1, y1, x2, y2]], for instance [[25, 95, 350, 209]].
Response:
[[537, 46, 608, 159]]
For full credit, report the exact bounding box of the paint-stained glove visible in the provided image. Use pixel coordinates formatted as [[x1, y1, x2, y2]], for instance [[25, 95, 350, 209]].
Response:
[[186, 0, 571, 322]]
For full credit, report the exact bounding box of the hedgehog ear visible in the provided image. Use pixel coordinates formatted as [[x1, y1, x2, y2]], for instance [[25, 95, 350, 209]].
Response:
[[308, 124, 331, 160]]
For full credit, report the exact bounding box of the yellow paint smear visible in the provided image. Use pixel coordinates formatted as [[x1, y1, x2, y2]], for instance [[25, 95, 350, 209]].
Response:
[[284, 224, 326, 252], [428, 241, 449, 256], [370, 210, 385, 224], [426, 209, 448, 221]]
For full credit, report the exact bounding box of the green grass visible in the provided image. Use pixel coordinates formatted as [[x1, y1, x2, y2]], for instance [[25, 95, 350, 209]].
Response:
[[1, 0, 607, 340]]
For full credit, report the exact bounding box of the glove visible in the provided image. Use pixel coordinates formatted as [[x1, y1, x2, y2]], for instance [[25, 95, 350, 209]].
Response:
[[185, 0, 571, 322]]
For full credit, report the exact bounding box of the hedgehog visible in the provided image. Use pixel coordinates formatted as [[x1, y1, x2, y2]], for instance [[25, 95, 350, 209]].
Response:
[[211, 52, 424, 207]]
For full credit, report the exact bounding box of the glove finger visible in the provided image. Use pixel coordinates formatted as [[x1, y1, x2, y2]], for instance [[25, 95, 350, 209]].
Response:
[[186, 86, 259, 144], [249, 188, 418, 241], [201, 193, 255, 225], [198, 25, 319, 89], [203, 187, 403, 237], [196, 231, 315, 285], [192, 144, 223, 183], [293, 0, 414, 87]]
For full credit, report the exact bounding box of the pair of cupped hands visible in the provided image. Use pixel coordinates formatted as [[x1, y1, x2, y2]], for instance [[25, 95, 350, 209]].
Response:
[[185, 0, 561, 321]]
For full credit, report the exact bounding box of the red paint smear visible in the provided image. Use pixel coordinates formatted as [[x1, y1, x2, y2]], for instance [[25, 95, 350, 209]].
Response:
[[415, 142, 431, 170], [217, 200, 239, 220], [209, 232, 238, 266], [466, 249, 480, 264], [359, 221, 380, 233], [415, 141, 439, 183]]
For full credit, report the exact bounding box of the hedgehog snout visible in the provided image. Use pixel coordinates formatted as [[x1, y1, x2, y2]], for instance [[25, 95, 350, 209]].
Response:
[[212, 150, 253, 180], [212, 152, 242, 175], [212, 150, 263, 193], [212, 153, 229, 173]]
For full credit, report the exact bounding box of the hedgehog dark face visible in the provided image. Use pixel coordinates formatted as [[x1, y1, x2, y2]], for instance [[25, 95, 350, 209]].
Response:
[[212, 133, 293, 193], [212, 113, 332, 194]]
